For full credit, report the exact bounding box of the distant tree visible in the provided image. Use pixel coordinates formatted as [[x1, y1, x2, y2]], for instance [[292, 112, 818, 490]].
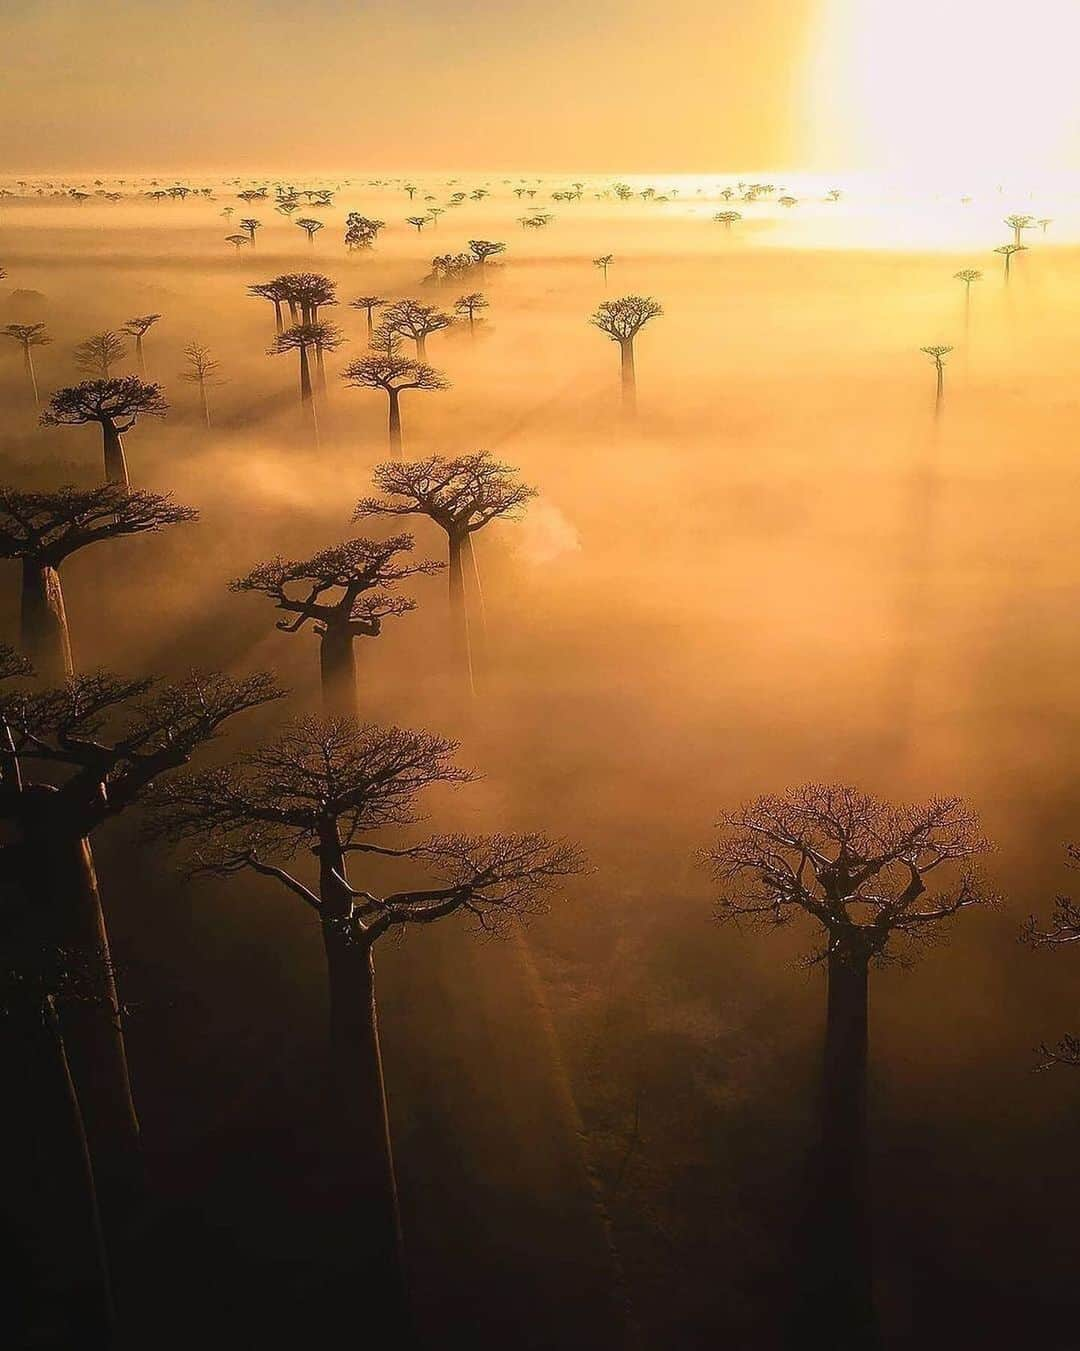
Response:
[[1004, 213, 1036, 247], [269, 322, 344, 442], [225, 233, 249, 255], [468, 240, 506, 267], [406, 216, 428, 233], [296, 217, 324, 245], [341, 348, 448, 455], [589, 295, 663, 412], [0, 485, 197, 680], [778, 195, 798, 208], [239, 218, 261, 247], [954, 268, 982, 334], [592, 254, 613, 284], [1038, 218, 1052, 235], [994, 242, 1025, 281], [920, 344, 953, 411], [3, 321, 51, 405], [279, 272, 337, 325], [41, 377, 168, 486], [454, 292, 488, 335], [381, 299, 453, 360], [706, 785, 991, 1343], [713, 211, 742, 230], [231, 535, 441, 714], [152, 717, 584, 1323], [0, 669, 280, 1305], [179, 341, 223, 429], [74, 331, 127, 380], [356, 453, 536, 694], [1024, 847, 1080, 1067], [404, 182, 418, 199], [350, 295, 386, 343], [345, 214, 385, 252], [121, 314, 161, 376]]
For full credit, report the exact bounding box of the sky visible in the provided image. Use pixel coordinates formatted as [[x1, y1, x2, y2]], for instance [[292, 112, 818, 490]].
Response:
[[3, 0, 1080, 180]]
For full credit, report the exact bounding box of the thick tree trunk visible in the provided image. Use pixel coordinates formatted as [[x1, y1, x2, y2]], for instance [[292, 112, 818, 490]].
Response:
[[319, 626, 359, 717], [812, 944, 876, 1346], [134, 336, 145, 376], [619, 339, 636, 413], [273, 300, 284, 334], [21, 558, 73, 682], [315, 342, 327, 396], [388, 389, 402, 455], [447, 532, 475, 698], [415, 334, 427, 360], [101, 420, 130, 487], [299, 345, 313, 404]]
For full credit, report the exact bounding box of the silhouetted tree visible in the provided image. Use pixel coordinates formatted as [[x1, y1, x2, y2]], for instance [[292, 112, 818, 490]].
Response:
[[269, 322, 344, 443], [707, 786, 990, 1344], [713, 210, 742, 230], [468, 240, 505, 267], [240, 217, 261, 246], [590, 295, 663, 412], [920, 344, 952, 412], [345, 214, 385, 252], [41, 378, 168, 486], [1004, 213, 1036, 246], [592, 254, 613, 284], [356, 453, 536, 694], [0, 669, 280, 1317], [74, 331, 127, 380], [231, 536, 441, 715], [0, 485, 196, 681], [1023, 846, 1080, 1067], [994, 242, 1025, 281], [225, 233, 249, 255], [454, 292, 488, 334], [341, 348, 448, 455], [406, 216, 428, 233], [296, 218, 324, 246], [954, 268, 982, 334], [350, 295, 386, 343], [249, 280, 289, 333], [382, 299, 452, 360], [152, 718, 583, 1326], [3, 321, 51, 405], [120, 314, 161, 377], [179, 341, 223, 429]]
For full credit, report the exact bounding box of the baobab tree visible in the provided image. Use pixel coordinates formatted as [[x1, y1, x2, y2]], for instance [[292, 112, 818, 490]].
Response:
[[121, 314, 161, 376], [382, 299, 453, 360], [995, 242, 1026, 281], [341, 348, 448, 455], [468, 239, 506, 267], [1004, 213, 1036, 246], [74, 331, 127, 380], [249, 279, 290, 333], [350, 295, 385, 342], [0, 668, 280, 1310], [589, 294, 663, 412], [180, 341, 223, 429], [280, 271, 338, 325], [240, 217, 261, 246], [706, 785, 990, 1343], [355, 453, 536, 695], [920, 345, 953, 412], [231, 535, 441, 715], [0, 485, 197, 681], [269, 322, 344, 443], [954, 268, 982, 333], [41, 377, 168, 486], [3, 321, 51, 404], [592, 254, 613, 284], [713, 210, 742, 230], [406, 215, 428, 233], [296, 217, 324, 246], [454, 292, 488, 334], [1023, 847, 1080, 1067], [344, 214, 384, 251], [225, 233, 249, 256], [151, 717, 583, 1322]]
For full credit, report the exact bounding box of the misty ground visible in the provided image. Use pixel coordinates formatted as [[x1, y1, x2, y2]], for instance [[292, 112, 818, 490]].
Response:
[[2, 178, 1080, 1349]]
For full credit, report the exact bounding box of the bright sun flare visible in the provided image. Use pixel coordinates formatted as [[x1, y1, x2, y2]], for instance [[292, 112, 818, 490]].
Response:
[[810, 0, 1080, 189]]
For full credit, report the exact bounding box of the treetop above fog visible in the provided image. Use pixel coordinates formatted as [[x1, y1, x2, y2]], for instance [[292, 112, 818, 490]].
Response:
[[41, 376, 169, 429]]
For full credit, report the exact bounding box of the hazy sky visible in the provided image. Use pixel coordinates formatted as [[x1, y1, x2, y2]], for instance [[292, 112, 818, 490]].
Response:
[[1, 0, 816, 172]]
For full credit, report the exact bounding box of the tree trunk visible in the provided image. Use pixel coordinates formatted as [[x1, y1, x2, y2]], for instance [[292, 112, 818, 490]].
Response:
[[415, 334, 427, 360], [319, 626, 359, 717], [619, 338, 637, 413], [273, 300, 284, 334], [199, 378, 211, 430], [388, 389, 402, 455], [447, 532, 475, 698], [461, 531, 487, 676], [813, 943, 876, 1345], [101, 420, 130, 487], [134, 335, 145, 376], [299, 344, 313, 404], [21, 558, 73, 682], [24, 347, 40, 406], [315, 342, 327, 396]]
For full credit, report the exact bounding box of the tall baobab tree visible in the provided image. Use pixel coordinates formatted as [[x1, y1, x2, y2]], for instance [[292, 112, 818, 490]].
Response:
[[994, 242, 1025, 281], [3, 321, 51, 405], [341, 348, 448, 455], [0, 669, 281, 1315], [350, 295, 386, 343], [269, 322, 344, 444], [1023, 846, 1080, 1068], [454, 292, 488, 334], [231, 535, 441, 715], [121, 315, 161, 376], [406, 216, 428, 233], [589, 295, 663, 413], [240, 217, 261, 246], [1004, 213, 1036, 247], [920, 345, 953, 413], [74, 331, 127, 380], [0, 485, 197, 681], [355, 453, 536, 695], [296, 217, 324, 245], [953, 268, 982, 334], [468, 240, 506, 267], [152, 717, 583, 1325], [179, 341, 223, 429], [282, 271, 338, 325], [249, 279, 290, 333], [706, 785, 990, 1343], [382, 299, 453, 360], [592, 254, 613, 284], [41, 377, 168, 486]]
